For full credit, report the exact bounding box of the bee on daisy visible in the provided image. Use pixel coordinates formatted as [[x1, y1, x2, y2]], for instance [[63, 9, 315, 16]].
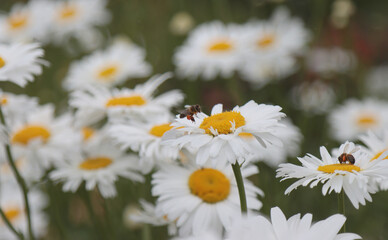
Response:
[[163, 100, 285, 166], [277, 141, 388, 209], [64, 39, 152, 90], [152, 156, 263, 237], [70, 72, 184, 127], [225, 207, 361, 240], [328, 98, 388, 141], [49, 130, 144, 198], [0, 43, 46, 87]]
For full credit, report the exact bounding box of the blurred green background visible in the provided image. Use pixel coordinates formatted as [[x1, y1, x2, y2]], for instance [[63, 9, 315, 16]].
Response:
[[1, 0, 388, 239]]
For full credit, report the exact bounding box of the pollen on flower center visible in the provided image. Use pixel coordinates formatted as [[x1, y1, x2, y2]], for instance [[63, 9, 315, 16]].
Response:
[[208, 39, 233, 52], [188, 168, 230, 203], [371, 149, 388, 161], [59, 4, 77, 20], [79, 157, 113, 170], [11, 125, 51, 145], [0, 56, 6, 69], [200, 111, 245, 135], [257, 34, 275, 48], [149, 123, 173, 137], [106, 95, 146, 107], [82, 127, 95, 141], [317, 164, 361, 174], [238, 132, 254, 138], [97, 65, 119, 80], [356, 115, 377, 128], [8, 13, 28, 30], [4, 207, 21, 222]]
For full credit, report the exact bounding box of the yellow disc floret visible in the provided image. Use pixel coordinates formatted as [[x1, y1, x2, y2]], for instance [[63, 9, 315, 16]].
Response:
[[8, 13, 28, 30], [79, 157, 113, 170], [0, 56, 6, 69], [371, 149, 388, 161], [106, 95, 146, 107], [356, 115, 377, 129], [4, 207, 21, 222], [59, 4, 77, 20], [149, 123, 173, 137], [208, 40, 233, 52], [82, 127, 95, 141], [97, 65, 118, 80], [11, 125, 51, 145], [317, 164, 361, 174], [200, 111, 245, 135], [188, 168, 230, 203], [257, 34, 275, 48]]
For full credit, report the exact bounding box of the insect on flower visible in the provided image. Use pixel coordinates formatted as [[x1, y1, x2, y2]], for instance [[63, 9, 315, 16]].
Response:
[[338, 144, 360, 165], [179, 104, 201, 122]]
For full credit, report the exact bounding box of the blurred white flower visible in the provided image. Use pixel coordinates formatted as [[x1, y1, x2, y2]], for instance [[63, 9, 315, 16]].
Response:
[[70, 73, 183, 126], [152, 158, 263, 237], [0, 91, 38, 125], [277, 141, 388, 209], [0, 43, 46, 87], [64, 39, 152, 90], [49, 0, 111, 44], [169, 12, 195, 36], [174, 21, 244, 80], [306, 47, 357, 76], [291, 80, 336, 115], [0, 183, 48, 240], [50, 132, 144, 198], [328, 98, 388, 141], [225, 207, 361, 240], [365, 65, 388, 98], [0, 0, 53, 43], [163, 100, 285, 166]]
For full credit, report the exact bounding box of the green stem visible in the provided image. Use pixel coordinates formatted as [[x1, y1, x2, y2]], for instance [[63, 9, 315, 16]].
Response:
[[338, 190, 346, 233], [81, 190, 105, 240], [0, 106, 35, 240], [231, 163, 247, 214], [0, 207, 24, 240], [142, 224, 152, 240], [102, 197, 116, 240]]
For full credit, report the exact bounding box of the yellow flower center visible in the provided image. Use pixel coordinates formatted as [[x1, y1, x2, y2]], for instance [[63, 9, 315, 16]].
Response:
[[200, 111, 245, 135], [3, 207, 21, 223], [208, 40, 233, 52], [97, 65, 119, 81], [0, 56, 6, 69], [79, 157, 113, 170], [149, 123, 173, 137], [356, 115, 377, 128], [238, 132, 254, 138], [317, 164, 361, 174], [8, 13, 28, 30], [188, 168, 230, 203], [257, 34, 275, 48], [11, 125, 51, 145], [82, 127, 95, 141], [59, 4, 77, 20], [1, 97, 7, 105], [371, 149, 388, 161], [106, 95, 146, 107]]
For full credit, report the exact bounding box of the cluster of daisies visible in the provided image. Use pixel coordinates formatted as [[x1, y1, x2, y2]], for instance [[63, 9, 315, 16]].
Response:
[[1, 1, 388, 240]]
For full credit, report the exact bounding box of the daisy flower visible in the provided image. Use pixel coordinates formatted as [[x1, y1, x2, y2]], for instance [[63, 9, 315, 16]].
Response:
[[108, 115, 180, 172], [173, 21, 243, 80], [152, 159, 263, 236], [291, 80, 336, 115], [0, 43, 46, 87], [0, 183, 48, 240], [8, 104, 79, 173], [250, 119, 302, 168], [328, 98, 388, 141], [0, 0, 53, 43], [70, 73, 184, 126], [163, 100, 285, 166], [225, 207, 361, 240], [50, 133, 144, 198], [359, 130, 388, 189], [277, 141, 388, 209], [64, 39, 152, 90], [48, 0, 111, 45], [128, 200, 177, 235], [0, 91, 38, 125]]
